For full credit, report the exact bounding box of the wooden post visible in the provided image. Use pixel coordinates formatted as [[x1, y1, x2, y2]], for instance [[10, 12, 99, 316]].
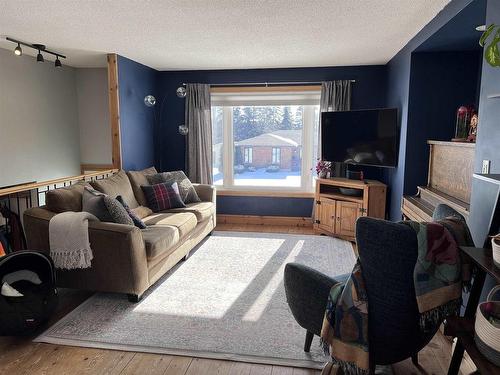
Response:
[[107, 53, 122, 170]]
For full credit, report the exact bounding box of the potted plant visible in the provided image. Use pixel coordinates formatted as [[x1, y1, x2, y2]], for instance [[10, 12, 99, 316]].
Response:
[[315, 159, 332, 178], [480, 24, 500, 67]]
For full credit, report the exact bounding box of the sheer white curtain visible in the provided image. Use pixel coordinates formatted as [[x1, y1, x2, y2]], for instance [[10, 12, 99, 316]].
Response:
[[185, 84, 213, 184]]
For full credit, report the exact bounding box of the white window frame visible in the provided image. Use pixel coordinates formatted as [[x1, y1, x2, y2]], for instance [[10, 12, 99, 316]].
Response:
[[212, 89, 320, 193]]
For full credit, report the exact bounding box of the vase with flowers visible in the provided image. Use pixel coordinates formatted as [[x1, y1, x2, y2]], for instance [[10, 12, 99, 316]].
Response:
[[315, 159, 332, 179]]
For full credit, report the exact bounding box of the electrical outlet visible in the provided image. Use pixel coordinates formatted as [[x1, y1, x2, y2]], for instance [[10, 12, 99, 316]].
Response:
[[482, 160, 491, 174]]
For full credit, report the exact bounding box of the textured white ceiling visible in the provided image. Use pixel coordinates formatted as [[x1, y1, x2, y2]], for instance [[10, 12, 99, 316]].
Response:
[[0, 0, 450, 70]]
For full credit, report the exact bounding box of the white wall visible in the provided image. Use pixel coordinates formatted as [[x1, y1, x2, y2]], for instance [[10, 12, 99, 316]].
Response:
[[0, 47, 81, 187], [75, 68, 112, 165]]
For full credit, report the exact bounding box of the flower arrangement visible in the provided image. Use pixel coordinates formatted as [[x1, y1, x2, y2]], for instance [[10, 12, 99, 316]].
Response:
[[315, 159, 332, 177]]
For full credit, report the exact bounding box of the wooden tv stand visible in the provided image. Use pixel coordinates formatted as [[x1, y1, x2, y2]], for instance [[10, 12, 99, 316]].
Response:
[[314, 178, 387, 241]]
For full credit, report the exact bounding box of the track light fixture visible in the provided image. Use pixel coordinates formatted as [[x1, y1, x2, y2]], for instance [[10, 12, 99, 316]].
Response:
[[5, 37, 66, 68], [14, 43, 22, 56], [36, 50, 44, 62]]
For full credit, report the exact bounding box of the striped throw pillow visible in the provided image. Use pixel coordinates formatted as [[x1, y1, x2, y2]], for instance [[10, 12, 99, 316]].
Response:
[[141, 182, 186, 212]]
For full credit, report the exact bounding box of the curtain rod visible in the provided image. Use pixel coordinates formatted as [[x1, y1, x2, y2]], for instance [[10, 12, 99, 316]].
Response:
[[182, 80, 355, 87]]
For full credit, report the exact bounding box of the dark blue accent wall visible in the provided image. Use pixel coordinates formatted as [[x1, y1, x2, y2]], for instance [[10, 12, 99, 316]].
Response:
[[404, 51, 481, 195], [385, 0, 486, 220], [216, 196, 314, 217], [117, 55, 159, 171], [157, 66, 387, 216]]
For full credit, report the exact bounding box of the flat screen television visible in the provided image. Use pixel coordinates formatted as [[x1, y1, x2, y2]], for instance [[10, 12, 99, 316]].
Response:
[[321, 108, 399, 168]]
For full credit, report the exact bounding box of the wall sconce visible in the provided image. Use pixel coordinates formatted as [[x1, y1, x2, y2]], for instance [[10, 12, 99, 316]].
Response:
[[178, 125, 188, 136], [144, 95, 156, 107], [176, 86, 186, 98]]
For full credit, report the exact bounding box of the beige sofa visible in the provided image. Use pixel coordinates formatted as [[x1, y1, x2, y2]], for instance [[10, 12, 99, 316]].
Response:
[[23, 168, 216, 302]]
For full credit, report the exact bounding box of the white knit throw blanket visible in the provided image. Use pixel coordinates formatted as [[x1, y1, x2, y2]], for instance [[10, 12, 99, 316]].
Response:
[[49, 211, 98, 270]]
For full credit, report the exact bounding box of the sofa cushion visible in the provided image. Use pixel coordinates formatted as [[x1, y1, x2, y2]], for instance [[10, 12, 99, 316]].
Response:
[[141, 182, 186, 212], [45, 181, 91, 213], [166, 202, 215, 223], [82, 187, 113, 222], [147, 171, 201, 204], [90, 170, 139, 209], [143, 212, 197, 238], [126, 167, 158, 207], [141, 226, 179, 260], [132, 205, 153, 219]]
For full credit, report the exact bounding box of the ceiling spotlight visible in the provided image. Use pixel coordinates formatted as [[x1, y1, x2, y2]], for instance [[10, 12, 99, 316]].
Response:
[[36, 50, 44, 62], [55, 56, 62, 68], [14, 43, 22, 56]]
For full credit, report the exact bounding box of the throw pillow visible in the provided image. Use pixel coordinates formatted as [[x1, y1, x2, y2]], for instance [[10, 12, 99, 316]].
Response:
[[141, 182, 186, 212], [147, 171, 201, 204], [82, 187, 114, 222], [46, 181, 91, 213], [116, 196, 147, 229], [103, 196, 134, 226], [90, 170, 140, 209], [126, 167, 158, 207]]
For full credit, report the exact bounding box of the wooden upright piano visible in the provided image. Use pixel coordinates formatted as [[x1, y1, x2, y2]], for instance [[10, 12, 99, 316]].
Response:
[[402, 140, 475, 221]]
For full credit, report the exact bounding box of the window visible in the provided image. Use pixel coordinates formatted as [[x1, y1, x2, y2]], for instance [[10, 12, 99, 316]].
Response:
[[211, 89, 320, 191], [244, 147, 253, 163], [271, 147, 280, 164]]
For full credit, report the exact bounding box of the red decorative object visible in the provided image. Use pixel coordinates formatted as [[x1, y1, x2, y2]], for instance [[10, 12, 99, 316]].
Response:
[[453, 105, 476, 142]]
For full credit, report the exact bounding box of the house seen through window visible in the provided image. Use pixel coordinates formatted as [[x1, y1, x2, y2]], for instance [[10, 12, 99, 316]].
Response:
[[211, 89, 320, 190]]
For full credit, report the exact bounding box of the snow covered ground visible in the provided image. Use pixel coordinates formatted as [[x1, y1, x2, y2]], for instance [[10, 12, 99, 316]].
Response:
[[213, 168, 301, 187]]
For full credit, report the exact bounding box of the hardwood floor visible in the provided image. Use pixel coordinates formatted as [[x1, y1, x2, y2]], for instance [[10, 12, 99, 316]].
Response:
[[0, 223, 477, 375]]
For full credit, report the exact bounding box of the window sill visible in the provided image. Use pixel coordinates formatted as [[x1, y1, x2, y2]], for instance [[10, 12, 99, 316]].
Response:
[[216, 189, 314, 198]]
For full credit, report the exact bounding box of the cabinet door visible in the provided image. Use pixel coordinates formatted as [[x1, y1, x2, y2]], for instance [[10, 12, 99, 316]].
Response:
[[335, 201, 362, 238], [317, 198, 336, 232]]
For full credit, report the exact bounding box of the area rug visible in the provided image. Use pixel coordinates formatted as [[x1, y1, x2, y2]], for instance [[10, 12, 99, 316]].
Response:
[[35, 231, 356, 369]]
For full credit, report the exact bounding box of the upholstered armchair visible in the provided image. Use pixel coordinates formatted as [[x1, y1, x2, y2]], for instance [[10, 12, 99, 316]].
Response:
[[284, 204, 466, 370]]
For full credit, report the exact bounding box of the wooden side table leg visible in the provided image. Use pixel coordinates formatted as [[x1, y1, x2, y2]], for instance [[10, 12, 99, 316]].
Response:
[[464, 270, 486, 318], [447, 340, 465, 375], [446, 269, 486, 375]]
